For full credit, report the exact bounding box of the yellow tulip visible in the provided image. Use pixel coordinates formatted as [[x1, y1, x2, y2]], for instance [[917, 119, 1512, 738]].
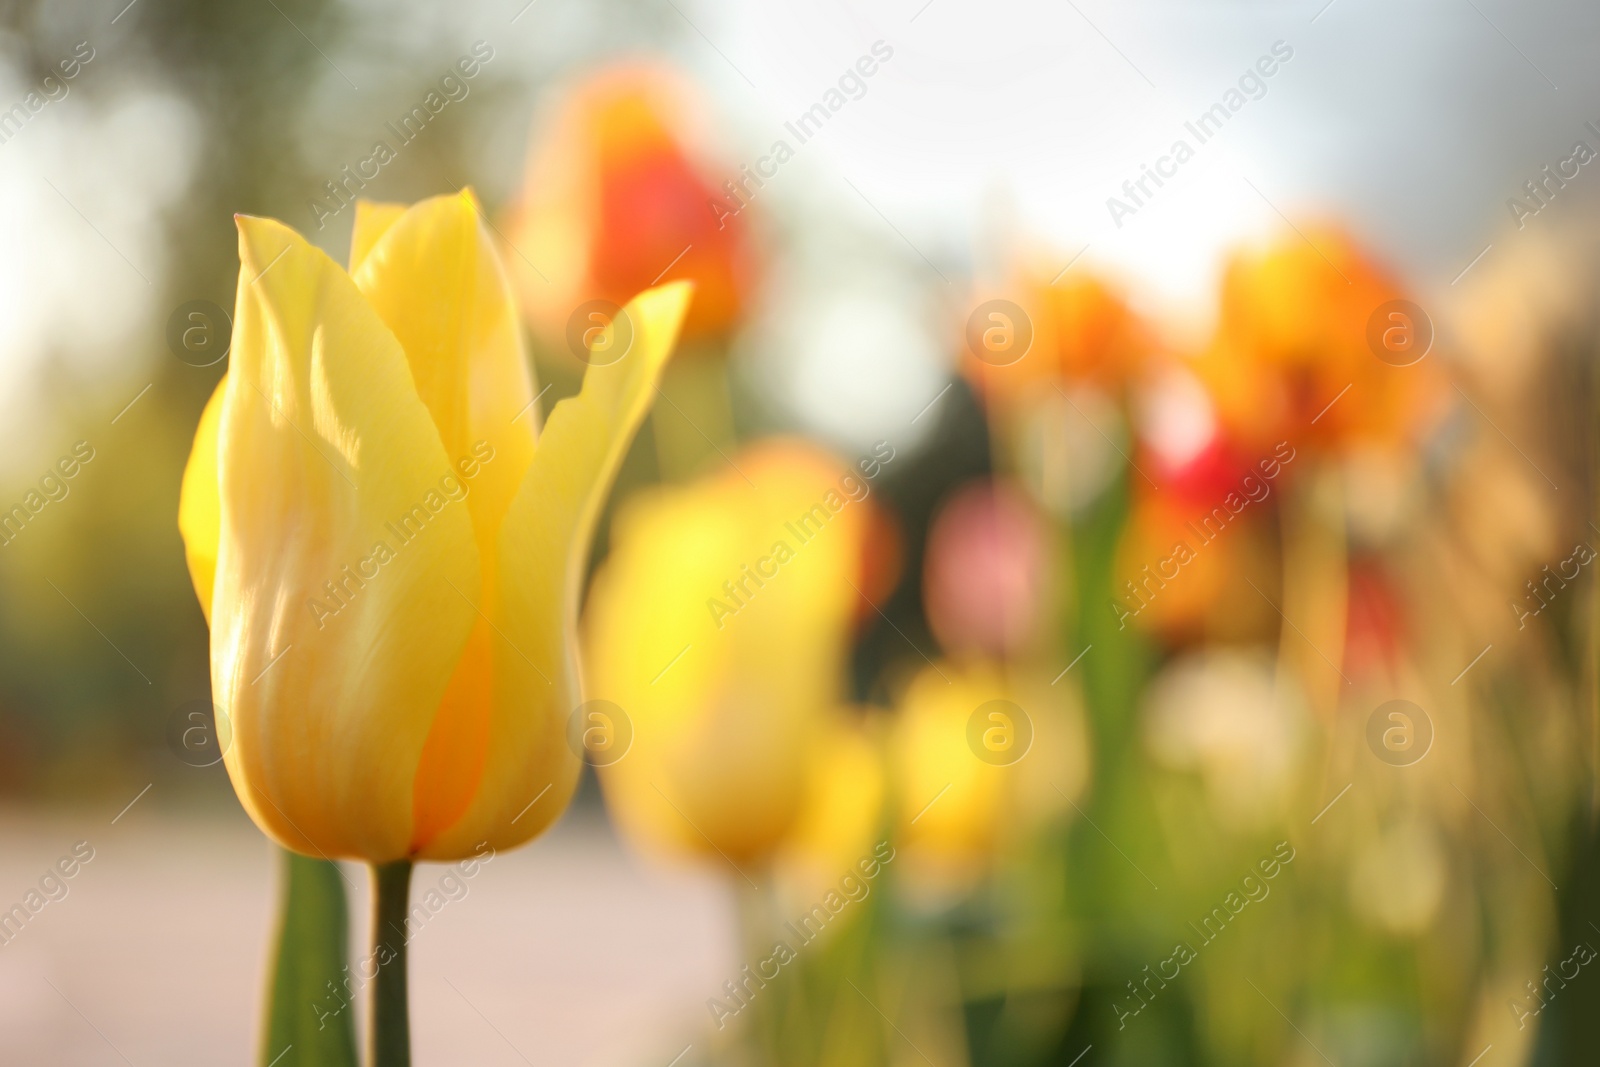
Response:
[[772, 712, 887, 907], [892, 661, 1086, 895], [583, 439, 874, 867], [178, 191, 690, 863]]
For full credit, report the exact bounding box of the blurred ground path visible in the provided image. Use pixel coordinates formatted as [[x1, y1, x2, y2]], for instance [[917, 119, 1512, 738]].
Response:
[[0, 803, 733, 1065]]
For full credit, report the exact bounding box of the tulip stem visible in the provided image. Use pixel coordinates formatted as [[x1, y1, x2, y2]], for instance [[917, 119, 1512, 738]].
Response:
[[369, 859, 414, 1067]]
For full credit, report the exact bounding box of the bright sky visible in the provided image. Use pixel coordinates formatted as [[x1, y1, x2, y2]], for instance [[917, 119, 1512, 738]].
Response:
[[1, 0, 1594, 466]]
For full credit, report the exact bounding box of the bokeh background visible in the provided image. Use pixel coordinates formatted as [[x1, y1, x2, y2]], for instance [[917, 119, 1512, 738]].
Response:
[[4, 0, 1600, 1063]]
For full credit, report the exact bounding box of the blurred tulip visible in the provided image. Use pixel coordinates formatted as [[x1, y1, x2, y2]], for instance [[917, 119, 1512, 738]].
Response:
[[964, 268, 1155, 520], [893, 664, 1007, 889], [891, 661, 1085, 898], [1192, 225, 1443, 457], [1111, 490, 1277, 642], [178, 193, 690, 862], [964, 269, 1151, 405], [924, 478, 1054, 659], [1132, 364, 1233, 503], [504, 63, 754, 345], [584, 439, 881, 866], [772, 713, 888, 908]]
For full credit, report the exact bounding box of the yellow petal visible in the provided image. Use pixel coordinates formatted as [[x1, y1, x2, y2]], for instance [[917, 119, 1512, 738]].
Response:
[[215, 214, 479, 862], [177, 372, 227, 624], [415, 280, 692, 859], [352, 190, 540, 559], [350, 191, 547, 851], [349, 200, 407, 274]]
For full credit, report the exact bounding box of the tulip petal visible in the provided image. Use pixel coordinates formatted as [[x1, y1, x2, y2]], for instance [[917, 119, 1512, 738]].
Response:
[[215, 215, 480, 862], [351, 192, 545, 850], [352, 191, 540, 557], [178, 372, 227, 623], [415, 280, 692, 859], [349, 200, 408, 274]]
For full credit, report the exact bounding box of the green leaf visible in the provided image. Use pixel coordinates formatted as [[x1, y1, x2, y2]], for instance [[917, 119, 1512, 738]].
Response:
[[261, 849, 359, 1066]]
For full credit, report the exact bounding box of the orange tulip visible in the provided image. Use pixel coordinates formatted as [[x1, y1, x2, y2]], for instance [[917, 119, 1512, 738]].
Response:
[[504, 63, 753, 345], [1193, 225, 1442, 455], [963, 269, 1152, 406]]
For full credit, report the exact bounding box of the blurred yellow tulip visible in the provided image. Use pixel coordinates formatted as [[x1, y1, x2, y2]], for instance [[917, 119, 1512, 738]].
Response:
[[772, 713, 887, 907], [177, 192, 690, 863], [583, 439, 879, 867], [892, 661, 1086, 896]]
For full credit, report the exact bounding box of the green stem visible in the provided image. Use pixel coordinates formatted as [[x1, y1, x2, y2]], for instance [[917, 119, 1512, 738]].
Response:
[[369, 860, 414, 1067], [262, 850, 358, 1066]]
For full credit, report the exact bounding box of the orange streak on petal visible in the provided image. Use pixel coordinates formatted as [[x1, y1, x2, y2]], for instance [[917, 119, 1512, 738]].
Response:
[[409, 615, 497, 852]]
